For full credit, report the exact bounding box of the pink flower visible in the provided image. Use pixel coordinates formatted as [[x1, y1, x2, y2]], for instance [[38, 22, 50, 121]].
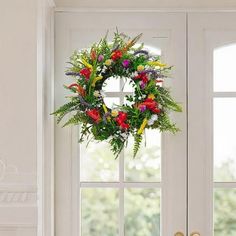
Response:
[[122, 59, 130, 68], [139, 105, 147, 112], [98, 55, 104, 62], [140, 81, 146, 89]]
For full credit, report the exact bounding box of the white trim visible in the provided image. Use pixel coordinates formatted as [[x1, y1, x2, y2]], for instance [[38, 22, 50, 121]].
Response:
[[47, 0, 55, 7], [0, 184, 36, 192], [214, 182, 236, 188], [0, 224, 37, 229], [80, 182, 162, 188], [37, 1, 44, 236], [55, 8, 236, 13], [37, 1, 55, 236], [213, 92, 236, 97]]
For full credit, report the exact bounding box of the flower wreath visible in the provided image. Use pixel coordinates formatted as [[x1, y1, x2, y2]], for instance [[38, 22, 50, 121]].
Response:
[[53, 32, 182, 157]]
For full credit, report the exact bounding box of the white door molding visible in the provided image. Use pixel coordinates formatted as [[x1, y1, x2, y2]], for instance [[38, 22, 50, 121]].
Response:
[[37, 0, 55, 236]]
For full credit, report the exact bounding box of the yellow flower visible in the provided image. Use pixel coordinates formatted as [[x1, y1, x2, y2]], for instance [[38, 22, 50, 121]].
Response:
[[148, 94, 155, 99], [92, 76, 103, 87], [105, 59, 112, 66], [111, 110, 119, 117], [148, 61, 167, 67], [103, 104, 111, 121], [137, 65, 145, 71], [137, 118, 148, 135], [81, 58, 93, 69]]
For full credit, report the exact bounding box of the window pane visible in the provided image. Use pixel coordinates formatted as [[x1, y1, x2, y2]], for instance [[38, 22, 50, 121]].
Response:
[[123, 78, 135, 92], [80, 141, 119, 181], [214, 188, 236, 236], [124, 129, 161, 182], [124, 188, 161, 236], [214, 44, 236, 92], [102, 76, 120, 92], [214, 98, 236, 181], [81, 188, 119, 236], [103, 97, 120, 109]]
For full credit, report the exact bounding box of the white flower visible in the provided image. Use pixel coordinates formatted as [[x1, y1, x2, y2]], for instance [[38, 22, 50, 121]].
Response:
[[93, 90, 100, 97], [148, 114, 158, 126], [131, 72, 138, 77], [151, 114, 158, 121], [148, 119, 154, 126], [121, 132, 128, 139]]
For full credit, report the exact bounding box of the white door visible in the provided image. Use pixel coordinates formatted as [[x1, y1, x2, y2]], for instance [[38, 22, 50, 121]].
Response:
[[55, 12, 187, 236], [188, 13, 236, 236]]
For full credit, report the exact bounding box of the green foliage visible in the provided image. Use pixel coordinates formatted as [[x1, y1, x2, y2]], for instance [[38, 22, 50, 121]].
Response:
[[133, 133, 143, 158], [52, 101, 78, 124]]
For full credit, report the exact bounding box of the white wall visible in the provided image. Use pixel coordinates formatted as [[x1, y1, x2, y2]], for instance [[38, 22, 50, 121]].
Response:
[[55, 0, 236, 9], [0, 1, 38, 235], [0, 1, 55, 235]]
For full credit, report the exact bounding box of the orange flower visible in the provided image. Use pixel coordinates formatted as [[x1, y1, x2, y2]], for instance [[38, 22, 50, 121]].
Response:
[[68, 83, 86, 97], [90, 49, 97, 61]]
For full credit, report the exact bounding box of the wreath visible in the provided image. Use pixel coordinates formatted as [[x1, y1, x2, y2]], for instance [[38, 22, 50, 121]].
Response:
[[53, 31, 182, 158]]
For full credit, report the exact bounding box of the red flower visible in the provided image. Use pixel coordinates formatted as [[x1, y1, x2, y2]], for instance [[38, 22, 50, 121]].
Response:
[[139, 98, 161, 114], [86, 109, 101, 123], [111, 50, 123, 61], [134, 72, 149, 84], [116, 112, 130, 129], [120, 122, 130, 129], [80, 68, 91, 80]]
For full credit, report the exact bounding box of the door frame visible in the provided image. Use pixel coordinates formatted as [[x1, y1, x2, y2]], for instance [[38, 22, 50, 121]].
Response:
[[37, 1, 55, 236]]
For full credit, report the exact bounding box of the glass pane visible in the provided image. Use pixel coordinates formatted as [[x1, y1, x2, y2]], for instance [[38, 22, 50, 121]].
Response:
[[124, 129, 161, 182], [102, 76, 120, 92], [123, 78, 135, 92], [80, 141, 119, 181], [124, 188, 161, 236], [214, 98, 236, 181], [103, 97, 120, 109], [214, 188, 236, 236], [214, 44, 236, 92], [124, 95, 134, 107], [81, 188, 119, 236]]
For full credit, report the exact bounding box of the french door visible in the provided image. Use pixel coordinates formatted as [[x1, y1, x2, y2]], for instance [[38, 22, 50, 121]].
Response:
[[54, 11, 236, 236], [188, 13, 236, 236], [55, 12, 187, 236]]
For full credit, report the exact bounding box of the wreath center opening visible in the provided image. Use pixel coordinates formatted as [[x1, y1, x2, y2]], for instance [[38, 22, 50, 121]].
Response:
[[102, 76, 136, 109]]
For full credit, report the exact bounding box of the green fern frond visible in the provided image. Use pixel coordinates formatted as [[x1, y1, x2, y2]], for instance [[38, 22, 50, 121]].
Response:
[[133, 133, 143, 158], [51, 101, 78, 123]]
